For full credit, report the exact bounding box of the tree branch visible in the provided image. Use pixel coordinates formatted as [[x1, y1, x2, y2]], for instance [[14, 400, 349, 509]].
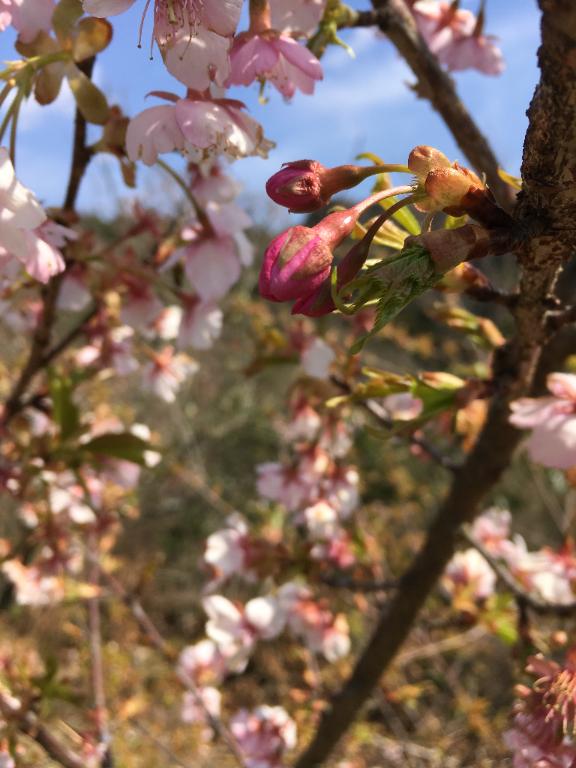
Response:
[[293, 4, 576, 765], [368, 0, 516, 210]]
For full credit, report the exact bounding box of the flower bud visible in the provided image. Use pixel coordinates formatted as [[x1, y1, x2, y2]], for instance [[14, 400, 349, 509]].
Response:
[[437, 262, 492, 293], [424, 165, 484, 211], [259, 208, 359, 303], [266, 160, 402, 213], [408, 145, 451, 182]]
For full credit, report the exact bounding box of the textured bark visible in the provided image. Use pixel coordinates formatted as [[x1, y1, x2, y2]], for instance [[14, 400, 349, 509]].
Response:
[[293, 3, 576, 766]]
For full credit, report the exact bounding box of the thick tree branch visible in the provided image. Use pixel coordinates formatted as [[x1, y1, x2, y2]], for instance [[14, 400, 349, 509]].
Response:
[[293, 4, 576, 765], [368, 0, 516, 210]]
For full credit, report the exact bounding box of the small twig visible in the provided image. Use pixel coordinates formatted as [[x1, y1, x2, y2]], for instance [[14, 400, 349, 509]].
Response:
[[462, 529, 576, 616], [87, 533, 113, 768], [40, 303, 99, 369], [330, 376, 458, 472], [129, 718, 197, 768], [0, 690, 85, 768], [63, 59, 95, 213], [320, 574, 398, 592], [465, 286, 519, 307], [394, 625, 487, 667]]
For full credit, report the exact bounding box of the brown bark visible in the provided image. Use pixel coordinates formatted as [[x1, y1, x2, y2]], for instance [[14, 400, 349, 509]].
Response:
[[293, 3, 576, 766]]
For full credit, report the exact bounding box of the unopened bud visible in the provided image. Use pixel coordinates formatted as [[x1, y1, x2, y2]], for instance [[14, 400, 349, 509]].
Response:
[[259, 207, 359, 303], [408, 145, 451, 182], [424, 165, 484, 211], [266, 160, 408, 213], [437, 262, 492, 293]]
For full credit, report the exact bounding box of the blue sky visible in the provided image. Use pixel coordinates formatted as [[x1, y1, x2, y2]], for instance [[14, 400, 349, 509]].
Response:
[[0, 0, 540, 222]]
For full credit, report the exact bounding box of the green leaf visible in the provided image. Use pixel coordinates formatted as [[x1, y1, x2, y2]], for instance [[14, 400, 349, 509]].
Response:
[[49, 372, 81, 440], [350, 246, 440, 353], [81, 432, 152, 465], [67, 64, 109, 124]]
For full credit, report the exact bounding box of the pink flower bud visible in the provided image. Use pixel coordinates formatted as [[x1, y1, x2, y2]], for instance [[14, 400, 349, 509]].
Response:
[[266, 160, 395, 213], [259, 207, 360, 303]]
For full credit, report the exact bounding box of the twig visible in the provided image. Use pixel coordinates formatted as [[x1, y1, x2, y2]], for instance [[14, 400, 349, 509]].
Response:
[[129, 718, 197, 768], [87, 533, 114, 768], [461, 529, 576, 616], [394, 625, 487, 667], [63, 59, 95, 213], [0, 690, 85, 768], [320, 574, 398, 592], [330, 376, 458, 472]]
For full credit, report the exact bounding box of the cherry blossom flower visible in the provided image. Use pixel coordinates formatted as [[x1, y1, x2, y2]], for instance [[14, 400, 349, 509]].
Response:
[[256, 461, 315, 511], [58, 265, 92, 312], [381, 392, 423, 421], [510, 373, 576, 469], [229, 32, 323, 98], [203, 594, 286, 670], [280, 399, 322, 443], [230, 706, 297, 768], [322, 465, 359, 518], [126, 94, 272, 166], [410, 1, 504, 75], [2, 559, 65, 606], [84, 0, 242, 88], [181, 687, 222, 725], [442, 548, 496, 602], [300, 337, 334, 379], [0, 148, 66, 283], [279, 582, 351, 661], [0, 0, 55, 42], [178, 639, 227, 687], [504, 653, 576, 767], [270, 0, 326, 37], [302, 499, 340, 539], [204, 517, 252, 583], [142, 346, 198, 402], [177, 298, 223, 350], [310, 530, 356, 568]]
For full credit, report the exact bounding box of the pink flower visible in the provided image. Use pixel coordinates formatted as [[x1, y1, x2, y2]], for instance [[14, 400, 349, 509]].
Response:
[[411, 1, 504, 75], [300, 337, 334, 380], [0, 148, 66, 283], [83, 0, 242, 88], [310, 530, 356, 568], [504, 653, 576, 767], [0, 0, 54, 42], [142, 346, 198, 402], [228, 32, 322, 98], [442, 548, 496, 602], [2, 559, 65, 606], [270, 0, 326, 37], [230, 705, 297, 768], [510, 373, 576, 469], [256, 461, 315, 511], [126, 95, 272, 166], [278, 582, 350, 661], [303, 500, 340, 540], [260, 190, 392, 315], [203, 594, 286, 670], [204, 517, 252, 582], [178, 298, 223, 350], [178, 639, 227, 687], [381, 392, 423, 421], [181, 687, 221, 725]]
